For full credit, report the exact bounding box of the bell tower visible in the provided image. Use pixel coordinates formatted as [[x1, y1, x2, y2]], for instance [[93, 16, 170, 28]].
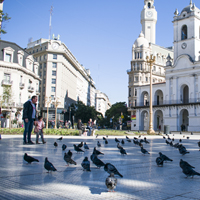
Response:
[[141, 0, 157, 44]]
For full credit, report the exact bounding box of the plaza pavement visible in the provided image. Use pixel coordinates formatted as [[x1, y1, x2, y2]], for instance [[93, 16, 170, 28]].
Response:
[[0, 133, 200, 200]]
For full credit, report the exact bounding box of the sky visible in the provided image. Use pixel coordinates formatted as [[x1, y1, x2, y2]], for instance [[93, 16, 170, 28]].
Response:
[[2, 0, 200, 105]]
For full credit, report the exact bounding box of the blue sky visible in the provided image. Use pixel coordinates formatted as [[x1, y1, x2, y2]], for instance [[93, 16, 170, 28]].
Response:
[[2, 0, 200, 104]]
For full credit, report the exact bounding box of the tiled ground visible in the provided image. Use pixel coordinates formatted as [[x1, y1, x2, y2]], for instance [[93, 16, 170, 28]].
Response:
[[0, 133, 200, 200]]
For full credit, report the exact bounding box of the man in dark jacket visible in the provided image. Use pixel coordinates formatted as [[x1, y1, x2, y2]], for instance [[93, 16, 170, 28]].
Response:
[[22, 96, 38, 144]]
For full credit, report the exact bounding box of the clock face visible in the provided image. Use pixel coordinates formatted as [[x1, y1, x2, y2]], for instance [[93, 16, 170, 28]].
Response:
[[181, 43, 187, 49], [146, 11, 153, 18], [52, 43, 59, 50]]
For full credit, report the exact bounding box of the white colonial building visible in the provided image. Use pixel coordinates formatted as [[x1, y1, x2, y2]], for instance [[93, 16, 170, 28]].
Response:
[[0, 40, 40, 126], [128, 0, 200, 132], [95, 90, 111, 117]]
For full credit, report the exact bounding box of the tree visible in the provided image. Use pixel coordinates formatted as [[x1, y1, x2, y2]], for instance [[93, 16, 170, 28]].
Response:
[[105, 102, 130, 128], [0, 0, 11, 37]]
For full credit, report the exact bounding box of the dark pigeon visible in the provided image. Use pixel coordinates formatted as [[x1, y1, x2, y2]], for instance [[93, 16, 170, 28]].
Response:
[[121, 139, 125, 145], [67, 150, 72, 158], [54, 142, 58, 147], [120, 148, 127, 155], [179, 146, 189, 155], [141, 147, 150, 155], [44, 157, 57, 172], [179, 139, 182, 143], [127, 139, 131, 142], [181, 166, 200, 178], [126, 136, 130, 140], [166, 140, 170, 145], [104, 163, 123, 177], [84, 142, 89, 150], [24, 153, 39, 164], [64, 152, 76, 166], [105, 140, 108, 144], [156, 157, 164, 167], [115, 138, 120, 143], [105, 173, 117, 192], [198, 140, 200, 150], [73, 144, 84, 153], [180, 159, 195, 169], [103, 137, 106, 140], [62, 144, 67, 151], [117, 143, 123, 150], [91, 154, 105, 168], [81, 157, 91, 171], [93, 147, 104, 155], [159, 152, 173, 162], [97, 141, 101, 147], [57, 137, 63, 141], [78, 141, 83, 148], [96, 134, 99, 138]]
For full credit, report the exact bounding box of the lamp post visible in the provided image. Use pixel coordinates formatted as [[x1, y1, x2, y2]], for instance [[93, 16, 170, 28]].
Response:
[[146, 54, 156, 135], [45, 96, 52, 129], [52, 97, 60, 129]]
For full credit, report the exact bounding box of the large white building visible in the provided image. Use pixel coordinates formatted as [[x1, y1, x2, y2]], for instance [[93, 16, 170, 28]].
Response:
[[128, 0, 200, 132], [0, 40, 40, 126]]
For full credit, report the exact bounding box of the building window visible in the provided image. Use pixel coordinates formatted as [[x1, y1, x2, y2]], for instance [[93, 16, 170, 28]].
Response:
[[44, 62, 46, 68], [53, 54, 57, 59], [44, 54, 47, 60], [51, 95, 54, 100], [52, 71, 56, 76], [135, 52, 137, 59], [135, 89, 137, 96], [153, 66, 156, 71], [40, 47, 42, 51], [181, 25, 187, 40], [52, 62, 57, 68], [36, 49, 38, 52], [135, 76, 138, 82], [5, 53, 11, 62], [140, 52, 142, 59], [129, 88, 131, 97], [51, 87, 56, 92], [40, 56, 42, 61], [4, 73, 10, 82], [52, 78, 56, 84], [146, 77, 148, 82]]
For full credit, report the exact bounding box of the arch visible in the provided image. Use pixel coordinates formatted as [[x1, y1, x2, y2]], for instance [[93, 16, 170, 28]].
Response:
[[154, 110, 163, 131], [141, 91, 149, 106], [181, 25, 187, 40], [140, 110, 149, 131], [180, 84, 189, 103], [179, 109, 189, 131], [154, 89, 164, 105]]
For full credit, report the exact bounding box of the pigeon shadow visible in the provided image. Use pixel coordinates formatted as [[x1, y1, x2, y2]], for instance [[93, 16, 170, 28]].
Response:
[[89, 187, 105, 195]]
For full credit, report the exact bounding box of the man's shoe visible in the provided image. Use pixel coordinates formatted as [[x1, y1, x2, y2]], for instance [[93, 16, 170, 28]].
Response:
[[28, 141, 35, 144], [23, 141, 27, 145]]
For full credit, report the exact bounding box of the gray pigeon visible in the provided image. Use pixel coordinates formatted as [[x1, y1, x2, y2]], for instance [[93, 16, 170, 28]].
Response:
[[57, 137, 63, 141], [93, 147, 104, 155], [54, 142, 58, 147], [64, 153, 76, 166], [97, 141, 101, 147], [67, 150, 72, 158], [141, 147, 150, 155], [84, 142, 89, 150], [117, 143, 123, 150], [91, 154, 105, 168], [104, 163, 123, 177], [181, 166, 200, 178], [179, 146, 189, 155], [105, 173, 117, 192], [120, 148, 127, 155], [78, 141, 83, 148], [180, 159, 195, 169], [156, 157, 164, 167], [44, 157, 57, 172], [159, 152, 173, 162], [62, 144, 67, 151], [115, 138, 120, 143], [81, 157, 91, 171], [105, 139, 108, 144], [73, 144, 84, 153], [24, 153, 39, 164]]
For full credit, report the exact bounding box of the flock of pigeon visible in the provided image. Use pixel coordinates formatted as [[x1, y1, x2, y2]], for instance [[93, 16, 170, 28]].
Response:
[[23, 132, 200, 192]]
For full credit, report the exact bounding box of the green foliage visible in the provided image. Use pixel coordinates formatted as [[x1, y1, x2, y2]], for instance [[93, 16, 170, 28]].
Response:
[[74, 101, 99, 123], [1, 85, 13, 107], [0, 9, 11, 35]]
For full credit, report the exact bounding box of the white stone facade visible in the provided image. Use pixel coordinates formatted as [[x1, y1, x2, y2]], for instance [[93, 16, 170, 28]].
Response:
[[128, 1, 200, 132]]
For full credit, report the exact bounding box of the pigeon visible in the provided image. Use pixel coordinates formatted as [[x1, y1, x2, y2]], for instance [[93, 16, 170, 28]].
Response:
[[115, 138, 120, 143], [140, 139, 144, 143], [103, 137, 106, 140], [156, 157, 164, 167], [180, 131, 182, 134], [179, 139, 182, 143], [67, 150, 72, 158], [181, 166, 200, 178], [54, 142, 58, 147], [144, 138, 149, 144], [44, 157, 57, 172], [127, 139, 131, 142], [78, 141, 83, 148], [139, 142, 143, 148], [57, 137, 63, 141], [105, 140, 108, 144], [91, 154, 105, 168], [24, 153, 39, 164], [159, 152, 173, 162], [62, 144, 67, 151], [187, 137, 190, 140], [163, 136, 166, 139], [93, 147, 104, 155], [198, 141, 200, 150], [126, 136, 130, 140], [117, 143, 123, 150], [106, 135, 108, 138], [133, 140, 139, 145], [139, 135, 141, 138], [141, 147, 150, 155], [73, 144, 84, 153], [172, 138, 174, 141], [169, 141, 174, 147], [180, 159, 195, 169], [120, 148, 127, 155], [81, 157, 91, 171], [179, 146, 189, 155], [84, 142, 89, 150], [166, 140, 170, 145], [105, 173, 117, 192], [64, 152, 76, 166], [96, 134, 99, 138], [97, 141, 101, 147], [121, 139, 125, 145], [104, 163, 123, 177], [134, 137, 138, 140]]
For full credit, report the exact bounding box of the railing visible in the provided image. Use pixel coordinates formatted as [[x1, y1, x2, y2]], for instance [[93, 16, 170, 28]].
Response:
[[130, 98, 200, 108], [126, 69, 165, 77], [1, 80, 13, 86], [28, 86, 34, 92]]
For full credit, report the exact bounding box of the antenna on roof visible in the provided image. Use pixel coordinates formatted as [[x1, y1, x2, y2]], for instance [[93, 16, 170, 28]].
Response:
[[49, 5, 53, 39], [28, 37, 33, 44]]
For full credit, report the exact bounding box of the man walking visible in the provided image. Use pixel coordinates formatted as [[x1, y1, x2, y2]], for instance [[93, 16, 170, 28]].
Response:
[[22, 96, 38, 144]]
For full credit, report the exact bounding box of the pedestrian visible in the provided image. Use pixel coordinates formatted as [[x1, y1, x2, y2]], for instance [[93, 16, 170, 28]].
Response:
[[68, 120, 71, 129], [77, 119, 83, 136], [34, 116, 46, 144], [22, 95, 38, 144], [87, 118, 93, 136]]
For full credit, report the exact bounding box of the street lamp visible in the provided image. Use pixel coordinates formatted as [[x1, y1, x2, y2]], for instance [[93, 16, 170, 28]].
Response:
[[45, 96, 52, 129], [146, 54, 156, 135], [52, 97, 60, 129]]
